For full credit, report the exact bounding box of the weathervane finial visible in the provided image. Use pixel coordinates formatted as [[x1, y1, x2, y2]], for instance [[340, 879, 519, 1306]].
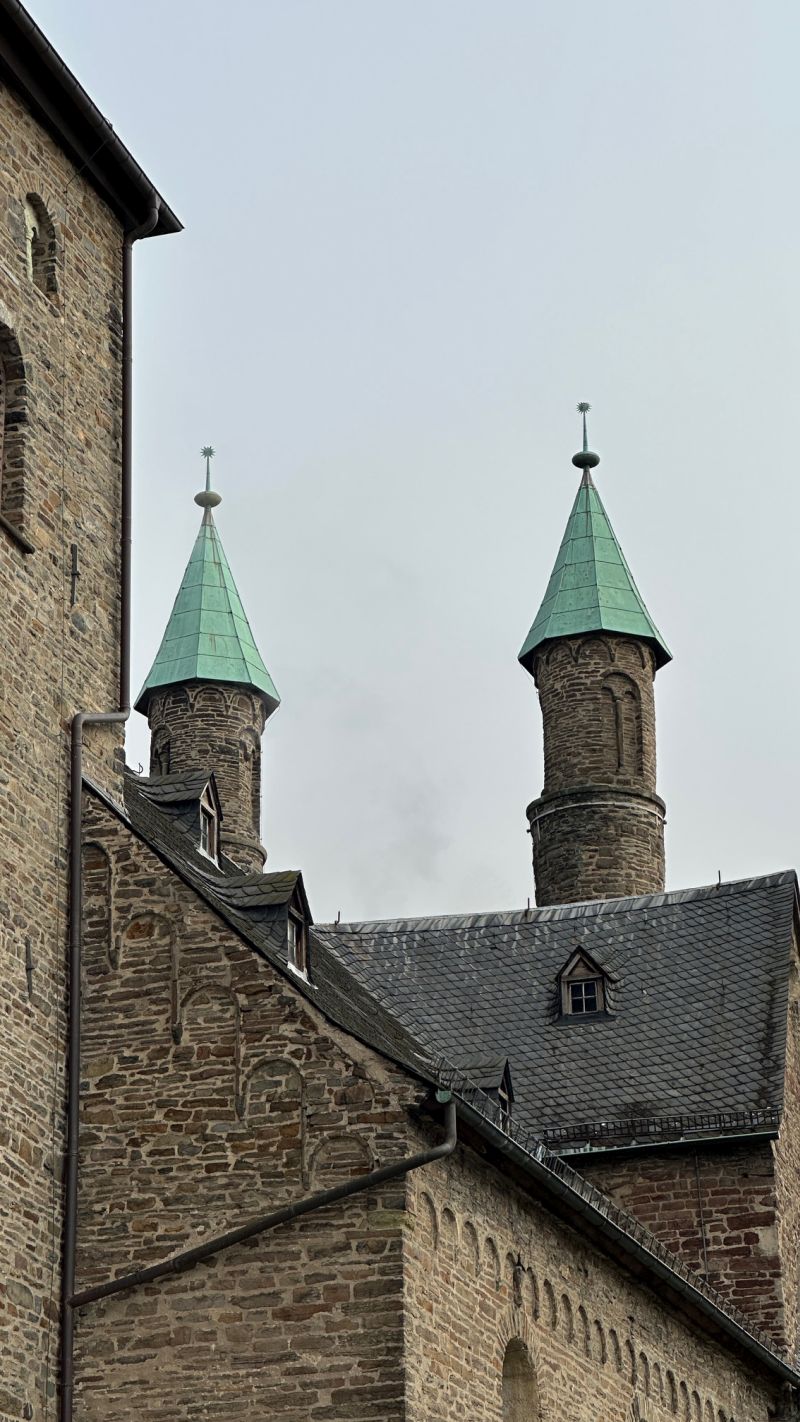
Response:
[[572, 402, 600, 474], [195, 445, 222, 510]]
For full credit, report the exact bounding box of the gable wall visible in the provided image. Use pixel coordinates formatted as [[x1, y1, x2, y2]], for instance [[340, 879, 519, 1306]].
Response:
[[75, 790, 421, 1422], [403, 1141, 784, 1422], [0, 81, 126, 1422]]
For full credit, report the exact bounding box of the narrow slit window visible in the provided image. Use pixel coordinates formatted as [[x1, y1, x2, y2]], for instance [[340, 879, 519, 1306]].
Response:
[[199, 787, 218, 862], [287, 914, 308, 977]]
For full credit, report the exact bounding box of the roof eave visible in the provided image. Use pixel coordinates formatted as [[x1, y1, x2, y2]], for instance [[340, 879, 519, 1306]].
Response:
[[0, 0, 181, 236]]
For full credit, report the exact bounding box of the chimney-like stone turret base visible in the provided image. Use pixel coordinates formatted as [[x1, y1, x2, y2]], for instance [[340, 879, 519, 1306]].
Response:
[[530, 633, 666, 905], [528, 786, 666, 906]]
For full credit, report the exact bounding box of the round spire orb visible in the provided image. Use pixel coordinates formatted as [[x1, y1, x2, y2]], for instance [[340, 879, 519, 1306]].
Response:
[[572, 449, 600, 470], [195, 488, 222, 508]]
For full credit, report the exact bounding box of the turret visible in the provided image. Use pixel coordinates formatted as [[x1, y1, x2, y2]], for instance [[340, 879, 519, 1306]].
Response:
[[518, 407, 671, 906], [135, 450, 279, 872]]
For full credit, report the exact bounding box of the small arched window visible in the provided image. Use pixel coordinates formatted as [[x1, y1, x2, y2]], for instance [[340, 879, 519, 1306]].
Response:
[[24, 195, 58, 297], [502, 1339, 541, 1422]]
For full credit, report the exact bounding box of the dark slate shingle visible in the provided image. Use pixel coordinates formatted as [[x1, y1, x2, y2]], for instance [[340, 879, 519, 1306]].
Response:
[[312, 875, 797, 1136]]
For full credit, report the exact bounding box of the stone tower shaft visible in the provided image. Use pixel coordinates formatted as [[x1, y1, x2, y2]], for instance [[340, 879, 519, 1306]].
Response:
[[518, 420, 670, 907], [528, 633, 666, 905]]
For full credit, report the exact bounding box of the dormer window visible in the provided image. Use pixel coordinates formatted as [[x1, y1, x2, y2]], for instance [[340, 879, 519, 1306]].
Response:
[[558, 949, 610, 1019], [287, 913, 308, 977], [199, 786, 218, 861], [568, 977, 601, 1014]]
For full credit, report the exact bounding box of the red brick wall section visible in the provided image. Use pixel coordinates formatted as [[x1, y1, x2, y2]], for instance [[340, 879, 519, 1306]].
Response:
[[403, 1143, 784, 1422], [75, 789, 420, 1422], [0, 84, 126, 1422], [579, 1146, 786, 1349]]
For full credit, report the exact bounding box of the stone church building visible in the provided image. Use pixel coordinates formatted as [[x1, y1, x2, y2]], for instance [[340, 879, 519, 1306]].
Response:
[[1, 6, 799, 1422]]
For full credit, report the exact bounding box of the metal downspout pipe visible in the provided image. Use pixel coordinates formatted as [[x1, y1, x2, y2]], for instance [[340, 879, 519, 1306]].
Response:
[[71, 1096, 457, 1308], [59, 198, 159, 1422]]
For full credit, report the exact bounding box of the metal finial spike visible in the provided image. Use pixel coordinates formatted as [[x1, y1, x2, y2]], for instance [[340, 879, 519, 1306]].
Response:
[[195, 446, 222, 510], [572, 403, 600, 473], [200, 445, 215, 491]]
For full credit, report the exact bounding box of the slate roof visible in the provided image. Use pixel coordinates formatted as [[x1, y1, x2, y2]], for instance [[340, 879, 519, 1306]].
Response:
[[313, 873, 798, 1142], [136, 769, 215, 806], [135, 507, 279, 716], [518, 470, 671, 674]]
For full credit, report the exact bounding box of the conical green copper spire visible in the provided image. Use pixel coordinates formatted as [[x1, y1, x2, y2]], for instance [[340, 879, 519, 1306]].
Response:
[[135, 455, 280, 716], [518, 415, 670, 675]]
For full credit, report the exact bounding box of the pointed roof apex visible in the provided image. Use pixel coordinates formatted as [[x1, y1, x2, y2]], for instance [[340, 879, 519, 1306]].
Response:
[[135, 452, 280, 716], [518, 410, 671, 675]]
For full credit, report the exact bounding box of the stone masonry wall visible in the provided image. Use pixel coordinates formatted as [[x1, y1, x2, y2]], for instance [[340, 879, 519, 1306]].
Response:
[[75, 788, 421, 1422], [578, 1146, 786, 1349], [0, 80, 127, 1422], [772, 929, 800, 1364], [147, 683, 267, 871], [403, 1142, 784, 1422], [528, 634, 665, 904]]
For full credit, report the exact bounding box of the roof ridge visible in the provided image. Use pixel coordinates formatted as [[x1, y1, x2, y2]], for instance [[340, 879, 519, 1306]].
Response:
[[315, 869, 799, 936]]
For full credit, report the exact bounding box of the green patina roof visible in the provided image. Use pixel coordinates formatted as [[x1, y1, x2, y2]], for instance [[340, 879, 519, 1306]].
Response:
[[518, 471, 671, 674], [135, 509, 280, 715]]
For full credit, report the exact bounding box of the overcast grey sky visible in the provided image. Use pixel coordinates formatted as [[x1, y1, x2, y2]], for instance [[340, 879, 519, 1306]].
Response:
[[32, 0, 800, 921]]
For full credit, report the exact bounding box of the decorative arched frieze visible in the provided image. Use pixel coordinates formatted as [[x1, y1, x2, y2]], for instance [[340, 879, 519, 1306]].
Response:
[[439, 1207, 458, 1260], [577, 1304, 591, 1357], [525, 1268, 540, 1321], [484, 1236, 501, 1292], [462, 1219, 480, 1275], [592, 1318, 607, 1365], [416, 1189, 438, 1249], [542, 1279, 558, 1331], [608, 1327, 622, 1373], [560, 1292, 574, 1344], [576, 634, 615, 665]]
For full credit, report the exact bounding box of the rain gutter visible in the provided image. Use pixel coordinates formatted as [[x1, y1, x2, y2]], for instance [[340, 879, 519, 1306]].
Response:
[[454, 1095, 800, 1391], [556, 1129, 780, 1164]]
